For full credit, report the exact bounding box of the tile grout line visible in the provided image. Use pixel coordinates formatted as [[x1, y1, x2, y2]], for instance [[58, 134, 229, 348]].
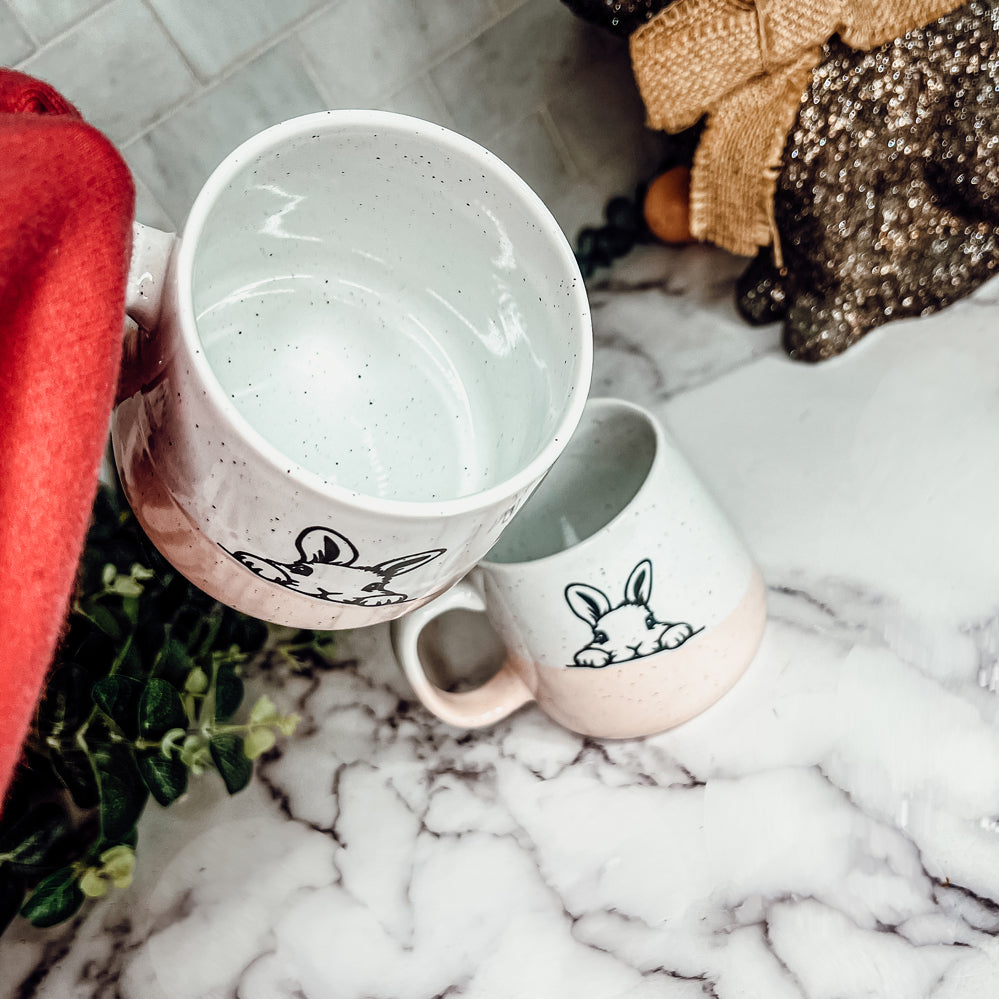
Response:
[[290, 32, 331, 108], [536, 103, 585, 181], [135, 0, 204, 85], [121, 0, 516, 149], [301, 4, 514, 111], [4, 0, 40, 49], [121, 8, 326, 146], [412, 71, 453, 125], [13, 0, 120, 68], [120, 0, 359, 147]]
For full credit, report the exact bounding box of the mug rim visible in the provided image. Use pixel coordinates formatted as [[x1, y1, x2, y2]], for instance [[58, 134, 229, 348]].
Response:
[[480, 396, 662, 572], [172, 109, 592, 520]]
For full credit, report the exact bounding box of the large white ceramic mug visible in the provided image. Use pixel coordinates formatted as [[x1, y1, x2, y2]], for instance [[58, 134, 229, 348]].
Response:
[[391, 398, 767, 738], [113, 111, 592, 630]]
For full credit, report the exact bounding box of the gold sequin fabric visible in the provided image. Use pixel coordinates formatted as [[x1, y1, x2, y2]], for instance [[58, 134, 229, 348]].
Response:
[[737, 0, 999, 360]]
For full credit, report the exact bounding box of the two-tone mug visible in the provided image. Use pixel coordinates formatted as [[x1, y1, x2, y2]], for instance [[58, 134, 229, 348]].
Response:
[[391, 398, 767, 738], [113, 110, 592, 630]]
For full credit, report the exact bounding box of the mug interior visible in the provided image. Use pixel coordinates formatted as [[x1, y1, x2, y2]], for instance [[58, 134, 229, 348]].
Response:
[[485, 400, 656, 564], [183, 112, 588, 505]]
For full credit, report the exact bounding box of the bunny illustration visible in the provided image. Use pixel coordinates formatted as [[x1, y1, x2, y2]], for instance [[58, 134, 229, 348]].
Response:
[[565, 559, 698, 667], [223, 527, 445, 606]]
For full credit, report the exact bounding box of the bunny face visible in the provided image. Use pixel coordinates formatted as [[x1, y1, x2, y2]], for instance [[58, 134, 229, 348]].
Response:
[[565, 560, 698, 668], [224, 527, 444, 607]]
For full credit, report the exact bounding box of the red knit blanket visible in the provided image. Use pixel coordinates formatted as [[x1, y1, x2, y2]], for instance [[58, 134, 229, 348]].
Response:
[[0, 70, 134, 807]]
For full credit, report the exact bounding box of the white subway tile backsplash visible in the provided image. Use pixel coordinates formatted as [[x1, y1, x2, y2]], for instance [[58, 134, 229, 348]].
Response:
[[489, 0, 532, 14], [481, 110, 576, 228], [123, 42, 327, 227], [429, 1, 620, 146], [18, 0, 196, 144], [6, 0, 105, 44], [380, 75, 455, 128], [0, 1, 35, 63], [9, 0, 658, 262], [546, 43, 665, 193], [299, 0, 498, 108], [144, 0, 328, 80], [129, 171, 176, 234]]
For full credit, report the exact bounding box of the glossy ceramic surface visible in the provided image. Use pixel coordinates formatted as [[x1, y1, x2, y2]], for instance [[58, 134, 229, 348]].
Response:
[[391, 398, 767, 736], [112, 111, 592, 630]]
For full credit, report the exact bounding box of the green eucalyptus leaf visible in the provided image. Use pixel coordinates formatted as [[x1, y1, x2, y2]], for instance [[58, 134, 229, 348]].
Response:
[[170, 605, 216, 655], [121, 596, 141, 627], [86, 602, 124, 640], [209, 735, 252, 795], [112, 576, 144, 600], [138, 679, 188, 740], [92, 675, 143, 739], [79, 868, 108, 899], [137, 751, 189, 807], [153, 639, 193, 688], [97, 826, 139, 857], [0, 868, 26, 936], [184, 667, 209, 695], [216, 610, 268, 655], [243, 728, 276, 760], [51, 748, 100, 810], [19, 865, 85, 928], [0, 803, 72, 871], [92, 743, 148, 843], [153, 570, 192, 620], [60, 622, 116, 680], [35, 664, 92, 738], [214, 664, 244, 722], [114, 638, 144, 679], [131, 612, 167, 664]]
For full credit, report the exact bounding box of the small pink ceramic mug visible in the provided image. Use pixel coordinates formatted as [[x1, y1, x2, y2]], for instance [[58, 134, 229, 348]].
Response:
[[391, 398, 767, 738], [113, 111, 591, 631]]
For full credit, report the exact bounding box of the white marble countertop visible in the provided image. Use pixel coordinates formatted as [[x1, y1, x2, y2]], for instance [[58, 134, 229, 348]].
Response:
[[4, 242, 999, 998]]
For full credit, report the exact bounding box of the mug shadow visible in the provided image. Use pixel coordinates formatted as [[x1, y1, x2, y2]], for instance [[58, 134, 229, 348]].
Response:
[[416, 608, 506, 694]]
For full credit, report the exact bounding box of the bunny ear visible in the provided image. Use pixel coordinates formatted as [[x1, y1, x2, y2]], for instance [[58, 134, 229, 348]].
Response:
[[376, 548, 446, 577], [295, 527, 358, 566], [625, 560, 653, 605], [565, 583, 611, 625]]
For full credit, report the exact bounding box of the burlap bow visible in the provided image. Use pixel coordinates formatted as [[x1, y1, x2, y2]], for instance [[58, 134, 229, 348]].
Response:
[[630, 0, 966, 261]]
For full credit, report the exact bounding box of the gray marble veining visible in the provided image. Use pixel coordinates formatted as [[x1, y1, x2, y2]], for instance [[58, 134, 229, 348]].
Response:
[[5, 235, 999, 999], [3, 1, 999, 996]]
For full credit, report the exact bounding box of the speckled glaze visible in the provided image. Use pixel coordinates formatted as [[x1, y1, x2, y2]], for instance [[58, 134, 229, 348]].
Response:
[[112, 111, 592, 630], [392, 398, 766, 737]]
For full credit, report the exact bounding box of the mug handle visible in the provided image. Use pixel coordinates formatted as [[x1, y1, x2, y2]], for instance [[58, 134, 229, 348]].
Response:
[[126, 221, 176, 331], [390, 578, 534, 728], [118, 221, 177, 403]]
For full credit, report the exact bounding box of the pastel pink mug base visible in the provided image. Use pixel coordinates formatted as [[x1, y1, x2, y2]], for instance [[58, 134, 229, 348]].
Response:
[[400, 570, 767, 740], [112, 395, 444, 631]]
